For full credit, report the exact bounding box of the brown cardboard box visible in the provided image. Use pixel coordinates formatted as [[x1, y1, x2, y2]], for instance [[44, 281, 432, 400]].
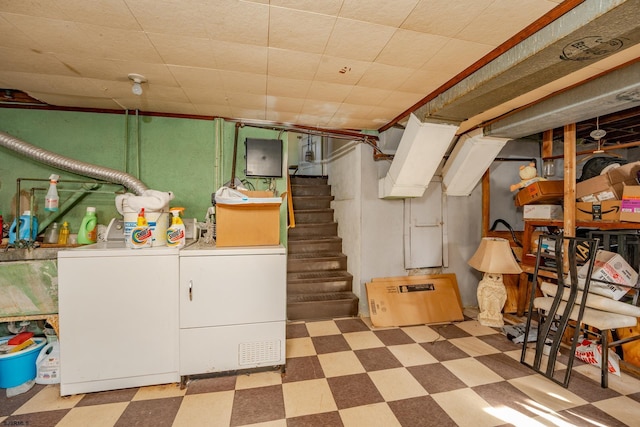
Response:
[[215, 195, 282, 247], [576, 161, 640, 202], [515, 180, 563, 207], [576, 201, 621, 221], [366, 274, 464, 327], [523, 204, 563, 219], [620, 185, 640, 223]]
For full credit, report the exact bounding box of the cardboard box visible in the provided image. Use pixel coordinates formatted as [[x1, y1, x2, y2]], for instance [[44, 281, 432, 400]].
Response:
[[366, 274, 464, 327], [576, 161, 640, 202], [523, 204, 563, 220], [620, 185, 640, 223], [515, 180, 564, 207], [215, 195, 282, 247], [578, 250, 638, 300], [576, 201, 621, 221]]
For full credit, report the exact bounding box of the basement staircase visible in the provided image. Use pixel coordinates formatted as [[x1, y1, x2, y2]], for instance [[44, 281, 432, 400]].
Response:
[[287, 176, 359, 320]]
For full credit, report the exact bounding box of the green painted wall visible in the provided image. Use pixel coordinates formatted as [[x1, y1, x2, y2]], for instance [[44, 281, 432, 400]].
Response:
[[0, 108, 289, 245]]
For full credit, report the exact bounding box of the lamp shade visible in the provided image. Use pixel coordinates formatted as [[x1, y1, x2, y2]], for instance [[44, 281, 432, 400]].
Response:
[[468, 237, 522, 274]]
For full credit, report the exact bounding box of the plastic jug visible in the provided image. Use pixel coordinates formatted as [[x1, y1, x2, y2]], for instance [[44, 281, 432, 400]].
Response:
[[8, 211, 38, 244], [35, 341, 60, 385], [78, 207, 97, 244]]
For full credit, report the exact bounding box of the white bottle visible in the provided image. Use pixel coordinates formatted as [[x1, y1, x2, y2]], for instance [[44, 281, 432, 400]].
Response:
[[45, 174, 60, 212]]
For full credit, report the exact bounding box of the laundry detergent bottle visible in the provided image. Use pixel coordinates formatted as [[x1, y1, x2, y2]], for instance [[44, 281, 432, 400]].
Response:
[[9, 211, 38, 244], [77, 207, 97, 244], [166, 207, 186, 248]]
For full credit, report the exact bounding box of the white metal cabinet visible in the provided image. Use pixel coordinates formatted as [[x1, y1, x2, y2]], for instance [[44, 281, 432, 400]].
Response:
[[179, 244, 286, 376], [58, 243, 180, 396]]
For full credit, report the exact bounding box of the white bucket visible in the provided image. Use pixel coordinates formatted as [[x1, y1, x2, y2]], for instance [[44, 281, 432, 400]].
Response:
[[121, 200, 169, 247]]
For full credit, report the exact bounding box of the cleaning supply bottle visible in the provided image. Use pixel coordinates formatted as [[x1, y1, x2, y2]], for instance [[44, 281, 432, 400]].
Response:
[[58, 221, 70, 245], [77, 207, 97, 244], [9, 211, 38, 244], [43, 222, 59, 244], [166, 207, 186, 248], [127, 208, 152, 249], [35, 341, 60, 385], [44, 174, 60, 212]]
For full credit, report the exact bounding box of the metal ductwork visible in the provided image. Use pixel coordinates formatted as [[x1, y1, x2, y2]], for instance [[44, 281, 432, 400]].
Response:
[[0, 131, 148, 195], [413, 0, 640, 124], [485, 60, 640, 139]]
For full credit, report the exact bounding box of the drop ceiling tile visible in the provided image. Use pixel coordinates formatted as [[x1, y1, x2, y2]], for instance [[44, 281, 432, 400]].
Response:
[[269, 7, 335, 54], [368, 105, 404, 124], [296, 112, 332, 127], [324, 18, 395, 62], [266, 95, 305, 113], [0, 71, 106, 97], [147, 33, 217, 69], [328, 116, 375, 130], [306, 81, 352, 103], [357, 63, 414, 90], [269, 0, 343, 16], [182, 85, 229, 105], [4, 15, 91, 56], [333, 102, 375, 119], [457, 0, 555, 46], [0, 14, 41, 49], [97, 80, 190, 102], [375, 29, 448, 69], [0, 47, 75, 76], [265, 110, 300, 123], [203, 0, 269, 46], [225, 92, 267, 110], [230, 106, 266, 121], [220, 70, 266, 95], [267, 48, 321, 80], [168, 66, 225, 89], [25, 92, 124, 110], [420, 38, 493, 76], [382, 91, 423, 110], [195, 103, 232, 117], [300, 99, 341, 114], [211, 41, 268, 75], [398, 68, 451, 94], [0, 2, 67, 20], [75, 23, 163, 63], [54, 0, 141, 31], [401, 0, 492, 38], [267, 76, 312, 98], [343, 86, 392, 105], [339, 0, 418, 27], [125, 0, 210, 38], [315, 55, 371, 85]]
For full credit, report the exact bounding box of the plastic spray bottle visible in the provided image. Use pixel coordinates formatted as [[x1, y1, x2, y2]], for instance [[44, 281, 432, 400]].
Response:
[[77, 207, 97, 245], [45, 174, 60, 212], [127, 208, 152, 248], [58, 222, 70, 245], [166, 207, 186, 248]]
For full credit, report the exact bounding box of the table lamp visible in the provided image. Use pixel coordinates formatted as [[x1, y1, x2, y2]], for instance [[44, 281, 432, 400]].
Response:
[[468, 237, 522, 327]]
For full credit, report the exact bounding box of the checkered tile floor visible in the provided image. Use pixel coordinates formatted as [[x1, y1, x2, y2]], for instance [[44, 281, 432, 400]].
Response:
[[2, 315, 640, 426]]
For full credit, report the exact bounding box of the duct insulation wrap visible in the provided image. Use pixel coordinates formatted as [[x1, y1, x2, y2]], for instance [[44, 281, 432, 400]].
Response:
[[0, 131, 148, 195]]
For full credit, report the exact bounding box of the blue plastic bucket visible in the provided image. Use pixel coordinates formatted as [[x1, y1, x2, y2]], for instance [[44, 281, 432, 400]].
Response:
[[0, 337, 47, 388]]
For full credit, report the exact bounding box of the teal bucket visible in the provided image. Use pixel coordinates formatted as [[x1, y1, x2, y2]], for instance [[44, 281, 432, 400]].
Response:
[[0, 337, 47, 388]]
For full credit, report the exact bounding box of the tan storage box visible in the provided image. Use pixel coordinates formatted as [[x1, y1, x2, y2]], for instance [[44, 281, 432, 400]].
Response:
[[215, 193, 282, 247], [576, 161, 640, 202], [515, 180, 564, 207], [576, 201, 621, 221], [523, 204, 563, 220], [366, 274, 464, 327], [620, 185, 640, 223]]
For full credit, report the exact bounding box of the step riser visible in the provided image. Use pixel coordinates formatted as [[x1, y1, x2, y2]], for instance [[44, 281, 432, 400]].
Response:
[[288, 223, 337, 238], [290, 177, 328, 186], [291, 185, 332, 196], [293, 198, 332, 210], [287, 300, 358, 321], [294, 211, 334, 224], [288, 240, 343, 253], [287, 280, 353, 294], [288, 258, 347, 272]]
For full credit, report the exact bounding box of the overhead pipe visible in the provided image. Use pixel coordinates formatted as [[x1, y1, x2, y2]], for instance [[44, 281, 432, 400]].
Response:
[[0, 131, 148, 195]]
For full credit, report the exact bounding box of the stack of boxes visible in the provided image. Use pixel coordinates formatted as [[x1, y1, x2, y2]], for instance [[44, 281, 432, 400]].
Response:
[[516, 161, 640, 222]]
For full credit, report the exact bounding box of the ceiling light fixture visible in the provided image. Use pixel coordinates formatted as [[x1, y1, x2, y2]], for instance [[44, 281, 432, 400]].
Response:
[[128, 73, 147, 96]]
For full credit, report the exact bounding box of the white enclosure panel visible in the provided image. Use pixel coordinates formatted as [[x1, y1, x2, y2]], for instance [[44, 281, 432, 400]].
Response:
[[179, 253, 286, 328], [179, 322, 285, 375], [58, 254, 179, 395], [404, 181, 443, 268]]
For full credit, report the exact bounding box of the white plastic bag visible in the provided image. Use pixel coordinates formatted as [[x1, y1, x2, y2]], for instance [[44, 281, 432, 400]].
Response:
[[214, 187, 249, 205], [575, 339, 621, 376]]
